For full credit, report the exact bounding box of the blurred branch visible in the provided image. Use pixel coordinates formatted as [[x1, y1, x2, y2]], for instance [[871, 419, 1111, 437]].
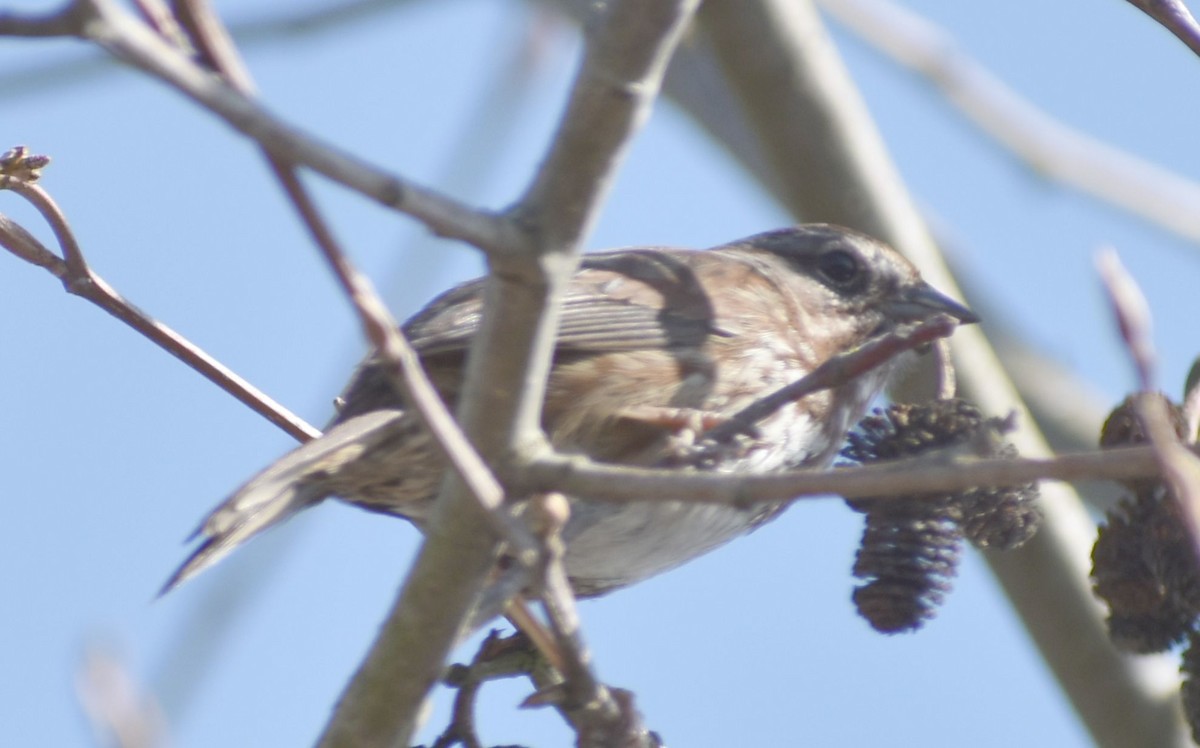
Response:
[[819, 0, 1200, 248], [939, 234, 1120, 504], [695, 1, 1189, 746], [1097, 248, 1158, 390], [0, 0, 416, 98], [1125, 0, 1200, 57], [77, 644, 169, 748]]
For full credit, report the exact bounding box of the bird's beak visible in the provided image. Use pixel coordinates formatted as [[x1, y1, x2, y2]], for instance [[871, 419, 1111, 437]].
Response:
[[888, 282, 979, 324]]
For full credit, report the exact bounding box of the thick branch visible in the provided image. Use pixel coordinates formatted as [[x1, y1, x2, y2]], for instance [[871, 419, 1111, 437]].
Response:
[[318, 2, 699, 746]]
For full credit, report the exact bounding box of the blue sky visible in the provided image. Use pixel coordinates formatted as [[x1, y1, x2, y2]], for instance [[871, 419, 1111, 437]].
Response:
[[4, 1, 1198, 746]]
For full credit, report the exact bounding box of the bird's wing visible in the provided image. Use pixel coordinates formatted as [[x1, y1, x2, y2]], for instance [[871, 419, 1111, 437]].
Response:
[[404, 248, 731, 358]]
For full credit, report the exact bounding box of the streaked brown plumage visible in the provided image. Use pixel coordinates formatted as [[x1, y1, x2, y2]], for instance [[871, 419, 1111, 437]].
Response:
[[164, 224, 975, 596]]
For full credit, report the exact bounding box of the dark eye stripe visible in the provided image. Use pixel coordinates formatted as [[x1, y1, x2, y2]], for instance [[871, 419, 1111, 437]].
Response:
[[817, 249, 861, 287]]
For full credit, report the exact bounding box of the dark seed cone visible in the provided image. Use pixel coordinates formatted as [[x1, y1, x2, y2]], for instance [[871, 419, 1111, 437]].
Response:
[[1091, 485, 1200, 653], [1182, 630, 1200, 745], [843, 399, 1040, 632], [954, 443, 1041, 551], [1100, 393, 1189, 448], [851, 498, 962, 633], [1092, 393, 1200, 653], [957, 492, 1040, 550], [1100, 393, 1189, 492]]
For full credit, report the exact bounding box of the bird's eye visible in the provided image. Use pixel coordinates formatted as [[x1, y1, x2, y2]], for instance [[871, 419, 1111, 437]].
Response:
[[817, 249, 861, 287]]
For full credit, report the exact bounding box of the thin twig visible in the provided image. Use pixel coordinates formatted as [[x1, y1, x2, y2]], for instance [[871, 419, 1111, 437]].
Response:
[[1096, 248, 1157, 390], [932, 338, 957, 400], [1124, 0, 1200, 57], [1136, 395, 1200, 557], [523, 493, 652, 746], [0, 0, 522, 256], [0, 0, 425, 100], [0, 173, 318, 443], [133, 0, 191, 52], [700, 315, 959, 447], [0, 5, 90, 36]]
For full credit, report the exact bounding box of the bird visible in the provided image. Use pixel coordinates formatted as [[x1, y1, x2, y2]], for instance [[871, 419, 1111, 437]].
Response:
[[163, 224, 976, 597]]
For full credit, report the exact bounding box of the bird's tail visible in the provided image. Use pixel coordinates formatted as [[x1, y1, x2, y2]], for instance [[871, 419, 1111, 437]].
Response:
[[160, 410, 407, 594]]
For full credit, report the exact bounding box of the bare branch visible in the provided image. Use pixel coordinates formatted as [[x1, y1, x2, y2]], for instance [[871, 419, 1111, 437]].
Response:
[[1096, 248, 1158, 390], [0, 0, 427, 100], [0, 5, 91, 37], [318, 3, 700, 746], [700, 315, 961, 449], [1137, 395, 1200, 557], [0, 168, 318, 443], [818, 0, 1200, 249], [524, 492, 655, 747], [0, 0, 520, 256], [525, 441, 1180, 507], [76, 645, 169, 748], [1124, 0, 1200, 57], [932, 338, 957, 400]]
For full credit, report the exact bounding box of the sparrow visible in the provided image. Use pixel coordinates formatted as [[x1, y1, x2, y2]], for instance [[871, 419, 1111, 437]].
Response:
[[163, 224, 976, 597]]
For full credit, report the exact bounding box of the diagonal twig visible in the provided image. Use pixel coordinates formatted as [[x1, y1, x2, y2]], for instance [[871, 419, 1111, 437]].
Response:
[[0, 152, 318, 443], [700, 315, 960, 448], [1095, 248, 1157, 391], [1124, 0, 1200, 57]]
